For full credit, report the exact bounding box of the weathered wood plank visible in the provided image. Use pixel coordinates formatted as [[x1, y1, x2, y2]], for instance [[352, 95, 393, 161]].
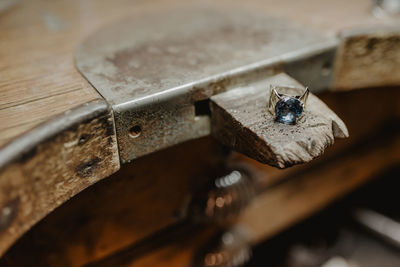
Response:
[[210, 73, 348, 168], [0, 87, 100, 146], [1, 137, 224, 266], [0, 100, 120, 257], [334, 26, 400, 90], [0, 0, 102, 147], [0, 0, 178, 147]]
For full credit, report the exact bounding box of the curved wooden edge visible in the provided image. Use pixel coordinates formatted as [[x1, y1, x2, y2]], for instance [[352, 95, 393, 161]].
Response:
[[0, 99, 120, 256]]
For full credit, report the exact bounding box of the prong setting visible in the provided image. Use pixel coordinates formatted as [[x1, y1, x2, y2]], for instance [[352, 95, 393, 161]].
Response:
[[268, 85, 309, 125]]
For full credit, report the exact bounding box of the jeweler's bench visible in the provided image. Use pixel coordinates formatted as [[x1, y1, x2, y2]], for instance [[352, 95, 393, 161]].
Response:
[[0, 0, 399, 266]]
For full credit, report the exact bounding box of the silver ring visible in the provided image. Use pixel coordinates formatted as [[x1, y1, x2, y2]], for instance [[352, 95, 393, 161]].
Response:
[[268, 85, 309, 125]]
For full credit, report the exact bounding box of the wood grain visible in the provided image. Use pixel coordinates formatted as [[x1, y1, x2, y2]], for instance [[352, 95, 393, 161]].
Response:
[[334, 26, 400, 90], [0, 100, 120, 257], [0, 0, 175, 147], [1, 137, 225, 266], [0, 0, 98, 146]]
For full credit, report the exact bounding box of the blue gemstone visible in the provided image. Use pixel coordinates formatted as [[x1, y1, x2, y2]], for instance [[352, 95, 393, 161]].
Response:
[[274, 97, 303, 125]]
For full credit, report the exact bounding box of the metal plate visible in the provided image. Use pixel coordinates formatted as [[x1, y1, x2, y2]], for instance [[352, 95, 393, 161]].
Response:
[[76, 7, 337, 162]]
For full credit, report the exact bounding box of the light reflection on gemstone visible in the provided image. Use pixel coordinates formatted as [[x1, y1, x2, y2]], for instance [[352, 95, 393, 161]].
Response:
[[274, 96, 303, 125]]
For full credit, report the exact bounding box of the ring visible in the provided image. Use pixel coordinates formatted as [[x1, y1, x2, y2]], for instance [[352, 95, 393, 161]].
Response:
[[268, 85, 309, 125]]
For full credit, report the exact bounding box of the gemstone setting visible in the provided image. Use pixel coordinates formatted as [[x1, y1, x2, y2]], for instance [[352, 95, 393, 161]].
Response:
[[274, 96, 303, 125]]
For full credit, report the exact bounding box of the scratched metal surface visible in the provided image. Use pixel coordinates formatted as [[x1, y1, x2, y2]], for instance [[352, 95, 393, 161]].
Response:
[[76, 7, 334, 109]]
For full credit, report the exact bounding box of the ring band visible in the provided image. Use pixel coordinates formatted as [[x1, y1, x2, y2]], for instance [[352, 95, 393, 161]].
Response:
[[268, 85, 309, 125]]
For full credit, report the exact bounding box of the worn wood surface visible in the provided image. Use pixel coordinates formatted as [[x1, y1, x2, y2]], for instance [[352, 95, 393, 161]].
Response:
[[0, 0, 100, 146], [334, 26, 400, 90], [0, 100, 120, 257], [1, 137, 225, 266], [211, 73, 348, 168], [2, 87, 399, 266]]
